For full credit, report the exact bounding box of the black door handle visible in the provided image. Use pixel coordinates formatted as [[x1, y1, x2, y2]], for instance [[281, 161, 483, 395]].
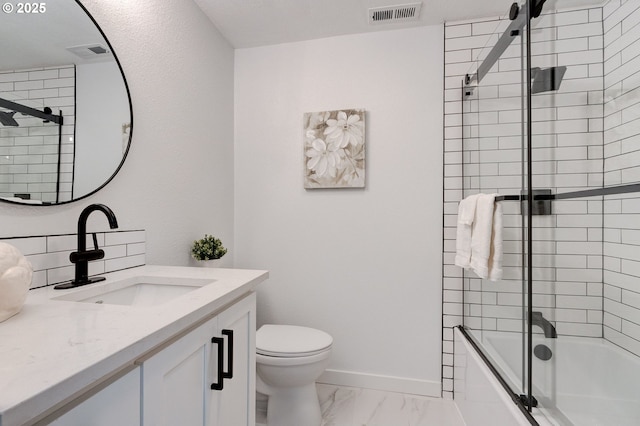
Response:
[[222, 329, 234, 379], [210, 336, 224, 391]]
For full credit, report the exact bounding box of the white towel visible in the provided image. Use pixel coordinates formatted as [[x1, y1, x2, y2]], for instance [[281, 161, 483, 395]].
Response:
[[455, 193, 504, 281], [470, 194, 496, 279], [454, 194, 480, 269], [488, 201, 503, 281]]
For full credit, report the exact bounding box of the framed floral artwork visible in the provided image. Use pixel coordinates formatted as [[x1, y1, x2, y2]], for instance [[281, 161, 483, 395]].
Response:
[[304, 109, 365, 189]]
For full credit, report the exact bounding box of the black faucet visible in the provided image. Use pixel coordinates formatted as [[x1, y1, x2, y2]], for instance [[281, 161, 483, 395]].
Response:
[[54, 204, 118, 289], [530, 311, 557, 338]]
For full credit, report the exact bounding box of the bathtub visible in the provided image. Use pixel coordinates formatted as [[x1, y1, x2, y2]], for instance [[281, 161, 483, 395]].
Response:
[[468, 329, 640, 426]]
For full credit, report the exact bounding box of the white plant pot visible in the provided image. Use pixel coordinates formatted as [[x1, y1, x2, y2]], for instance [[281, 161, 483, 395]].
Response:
[[196, 259, 222, 268]]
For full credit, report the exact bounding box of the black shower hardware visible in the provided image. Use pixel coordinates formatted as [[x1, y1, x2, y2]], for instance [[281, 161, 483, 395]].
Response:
[[530, 311, 557, 338], [0, 110, 18, 126], [519, 189, 552, 216], [531, 66, 567, 94], [0, 97, 63, 126], [54, 204, 119, 289], [509, 2, 519, 20], [534, 344, 553, 361], [495, 183, 640, 203], [466, 0, 548, 86], [530, 0, 547, 18]]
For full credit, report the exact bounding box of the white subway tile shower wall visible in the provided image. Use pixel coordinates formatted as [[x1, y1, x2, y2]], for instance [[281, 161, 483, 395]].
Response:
[[444, 6, 607, 398], [0, 230, 145, 289], [603, 0, 640, 359], [444, 14, 506, 399], [0, 66, 75, 203]]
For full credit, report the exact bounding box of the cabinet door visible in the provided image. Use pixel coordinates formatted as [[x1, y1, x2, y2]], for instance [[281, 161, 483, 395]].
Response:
[[142, 317, 217, 426], [50, 367, 141, 426], [209, 292, 256, 426]]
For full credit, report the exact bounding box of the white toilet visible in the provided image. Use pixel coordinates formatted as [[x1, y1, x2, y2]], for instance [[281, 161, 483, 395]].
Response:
[[256, 324, 333, 426]]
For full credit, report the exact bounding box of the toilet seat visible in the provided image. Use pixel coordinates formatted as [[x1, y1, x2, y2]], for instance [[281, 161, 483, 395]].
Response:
[[257, 325, 333, 358]]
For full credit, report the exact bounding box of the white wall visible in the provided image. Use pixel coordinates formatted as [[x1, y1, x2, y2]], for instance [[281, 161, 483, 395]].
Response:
[[234, 26, 445, 395], [0, 0, 235, 267], [75, 61, 130, 199]]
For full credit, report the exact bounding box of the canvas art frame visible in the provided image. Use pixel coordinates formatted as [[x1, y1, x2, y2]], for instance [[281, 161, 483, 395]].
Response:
[[304, 109, 365, 189]]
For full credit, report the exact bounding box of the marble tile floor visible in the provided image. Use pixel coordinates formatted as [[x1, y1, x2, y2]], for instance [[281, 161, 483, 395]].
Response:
[[257, 384, 466, 426]]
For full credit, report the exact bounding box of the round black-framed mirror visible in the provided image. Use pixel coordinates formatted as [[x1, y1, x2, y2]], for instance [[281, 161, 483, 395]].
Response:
[[0, 0, 132, 206]]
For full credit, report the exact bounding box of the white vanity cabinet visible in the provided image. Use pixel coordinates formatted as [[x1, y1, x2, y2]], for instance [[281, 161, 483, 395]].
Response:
[[0, 266, 267, 426], [141, 292, 256, 426], [209, 293, 256, 426], [49, 367, 141, 426]]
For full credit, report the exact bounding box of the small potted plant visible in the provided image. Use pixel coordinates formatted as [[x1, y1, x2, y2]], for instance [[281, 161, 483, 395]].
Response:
[[191, 234, 227, 266]]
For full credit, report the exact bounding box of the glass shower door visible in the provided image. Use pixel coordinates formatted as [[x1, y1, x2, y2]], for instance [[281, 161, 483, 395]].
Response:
[[526, 2, 605, 424], [461, 10, 533, 407]]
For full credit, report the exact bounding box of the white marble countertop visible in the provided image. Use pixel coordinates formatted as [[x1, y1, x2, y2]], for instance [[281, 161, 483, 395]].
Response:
[[0, 265, 268, 426]]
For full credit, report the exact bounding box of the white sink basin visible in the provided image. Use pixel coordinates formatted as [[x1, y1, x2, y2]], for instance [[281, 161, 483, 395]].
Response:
[[52, 276, 215, 306]]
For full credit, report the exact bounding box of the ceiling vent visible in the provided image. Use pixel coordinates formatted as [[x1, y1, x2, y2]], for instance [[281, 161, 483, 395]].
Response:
[[368, 2, 422, 25], [66, 44, 111, 59]]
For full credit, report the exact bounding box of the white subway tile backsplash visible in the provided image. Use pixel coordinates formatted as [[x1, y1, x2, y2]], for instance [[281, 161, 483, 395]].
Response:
[[106, 254, 146, 273], [27, 251, 70, 271], [3, 237, 47, 255], [104, 230, 145, 246], [46, 265, 75, 287], [103, 245, 128, 260], [0, 230, 145, 288], [47, 234, 99, 253], [30, 270, 47, 289]]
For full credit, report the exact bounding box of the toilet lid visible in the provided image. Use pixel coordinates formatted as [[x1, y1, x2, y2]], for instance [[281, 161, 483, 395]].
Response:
[[256, 325, 333, 357]]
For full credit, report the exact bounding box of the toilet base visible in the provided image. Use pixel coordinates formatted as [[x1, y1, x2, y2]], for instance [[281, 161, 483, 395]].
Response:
[[266, 383, 322, 426]]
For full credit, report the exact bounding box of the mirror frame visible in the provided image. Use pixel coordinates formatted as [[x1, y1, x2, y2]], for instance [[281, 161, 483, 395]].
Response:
[[0, 0, 133, 206]]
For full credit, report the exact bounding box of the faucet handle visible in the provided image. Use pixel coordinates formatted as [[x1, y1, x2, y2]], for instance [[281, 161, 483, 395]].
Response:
[[70, 249, 105, 264], [92, 233, 99, 250]]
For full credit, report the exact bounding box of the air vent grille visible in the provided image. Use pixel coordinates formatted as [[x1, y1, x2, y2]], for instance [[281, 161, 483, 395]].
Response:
[[66, 44, 111, 59], [369, 2, 422, 25]]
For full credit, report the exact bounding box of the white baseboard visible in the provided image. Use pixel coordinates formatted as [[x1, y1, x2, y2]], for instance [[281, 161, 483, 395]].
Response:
[[318, 369, 441, 397]]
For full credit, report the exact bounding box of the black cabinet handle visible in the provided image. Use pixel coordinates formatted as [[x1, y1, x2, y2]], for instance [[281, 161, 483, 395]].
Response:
[[210, 336, 224, 391], [222, 329, 234, 379]]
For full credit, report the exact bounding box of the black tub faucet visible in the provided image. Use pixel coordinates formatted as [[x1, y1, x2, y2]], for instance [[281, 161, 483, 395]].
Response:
[[54, 204, 119, 290], [530, 311, 557, 338]]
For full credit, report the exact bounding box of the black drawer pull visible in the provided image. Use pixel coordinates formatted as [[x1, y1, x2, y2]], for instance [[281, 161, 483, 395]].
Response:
[[210, 336, 224, 391], [222, 329, 234, 379]]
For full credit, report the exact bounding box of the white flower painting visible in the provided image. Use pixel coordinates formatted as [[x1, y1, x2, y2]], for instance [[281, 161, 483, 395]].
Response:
[[304, 109, 365, 188]]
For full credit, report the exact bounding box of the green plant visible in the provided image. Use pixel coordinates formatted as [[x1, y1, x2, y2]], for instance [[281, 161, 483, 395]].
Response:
[[191, 234, 227, 261]]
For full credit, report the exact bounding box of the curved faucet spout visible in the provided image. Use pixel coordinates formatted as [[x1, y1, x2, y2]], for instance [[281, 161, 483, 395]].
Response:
[[77, 204, 119, 252], [530, 311, 557, 338], [54, 204, 119, 289]]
